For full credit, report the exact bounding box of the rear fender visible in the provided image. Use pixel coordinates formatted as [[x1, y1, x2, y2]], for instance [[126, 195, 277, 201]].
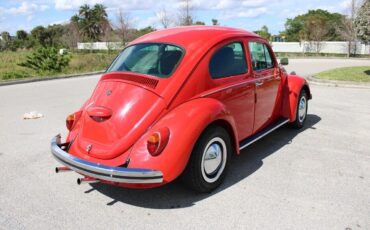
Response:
[[128, 98, 238, 183], [282, 75, 312, 122]]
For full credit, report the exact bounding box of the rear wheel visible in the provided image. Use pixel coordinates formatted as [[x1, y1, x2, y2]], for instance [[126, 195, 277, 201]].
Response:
[[182, 125, 232, 193], [292, 90, 308, 129]]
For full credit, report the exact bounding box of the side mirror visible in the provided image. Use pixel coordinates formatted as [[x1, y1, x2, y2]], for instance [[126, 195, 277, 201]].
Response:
[[280, 57, 289, 65]]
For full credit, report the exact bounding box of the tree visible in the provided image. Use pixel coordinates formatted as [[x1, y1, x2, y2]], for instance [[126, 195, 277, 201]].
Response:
[[178, 0, 194, 26], [255, 25, 271, 41], [0, 31, 11, 51], [72, 4, 110, 41], [302, 16, 329, 53], [355, 0, 370, 45], [47, 24, 65, 47], [132, 27, 156, 39], [30, 24, 66, 47], [194, 21, 205, 25], [115, 9, 132, 45], [14, 30, 32, 50], [64, 15, 81, 49], [31, 26, 49, 47], [338, 0, 358, 57], [211, 19, 219, 26], [157, 7, 173, 28], [284, 9, 344, 42], [16, 30, 28, 41], [94, 4, 111, 42], [1, 32, 11, 41], [284, 18, 304, 42]]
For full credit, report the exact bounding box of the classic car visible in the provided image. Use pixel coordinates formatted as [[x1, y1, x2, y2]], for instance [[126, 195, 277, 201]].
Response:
[[51, 26, 312, 192]]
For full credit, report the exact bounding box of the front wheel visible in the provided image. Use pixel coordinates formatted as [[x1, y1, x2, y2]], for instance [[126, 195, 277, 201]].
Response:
[[182, 126, 232, 193], [292, 90, 308, 129]]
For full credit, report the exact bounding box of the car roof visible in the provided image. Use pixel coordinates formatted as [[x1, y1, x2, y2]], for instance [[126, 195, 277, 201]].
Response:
[[130, 26, 260, 49]]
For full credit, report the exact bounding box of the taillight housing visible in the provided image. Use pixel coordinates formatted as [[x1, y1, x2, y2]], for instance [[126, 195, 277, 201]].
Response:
[[147, 127, 170, 156], [66, 111, 82, 131]]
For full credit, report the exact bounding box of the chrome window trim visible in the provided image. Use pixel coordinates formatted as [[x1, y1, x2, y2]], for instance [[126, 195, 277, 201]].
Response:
[[200, 75, 273, 97]]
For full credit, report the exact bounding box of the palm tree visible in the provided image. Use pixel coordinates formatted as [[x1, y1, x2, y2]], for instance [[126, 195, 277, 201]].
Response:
[[71, 4, 109, 41], [92, 4, 109, 41], [79, 4, 91, 19], [93, 4, 108, 19]]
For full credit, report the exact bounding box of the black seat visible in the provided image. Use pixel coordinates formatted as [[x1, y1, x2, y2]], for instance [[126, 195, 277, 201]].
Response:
[[209, 47, 235, 78], [159, 50, 182, 76]]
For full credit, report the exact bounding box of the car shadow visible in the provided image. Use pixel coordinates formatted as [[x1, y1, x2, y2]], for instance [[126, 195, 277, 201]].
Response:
[[90, 114, 321, 209]]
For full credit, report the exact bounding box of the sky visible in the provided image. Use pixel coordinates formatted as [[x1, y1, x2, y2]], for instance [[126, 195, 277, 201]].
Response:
[[0, 0, 353, 35]]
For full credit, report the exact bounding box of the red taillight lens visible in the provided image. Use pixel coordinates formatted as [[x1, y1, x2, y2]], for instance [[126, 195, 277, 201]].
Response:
[[66, 111, 82, 131], [147, 133, 160, 155], [66, 114, 75, 131], [147, 128, 170, 156]]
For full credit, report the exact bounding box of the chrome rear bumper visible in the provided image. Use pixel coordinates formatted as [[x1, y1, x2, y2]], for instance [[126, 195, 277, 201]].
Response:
[[51, 135, 163, 184]]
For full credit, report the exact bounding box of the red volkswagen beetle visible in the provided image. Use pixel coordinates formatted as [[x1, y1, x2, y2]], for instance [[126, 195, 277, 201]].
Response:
[[52, 26, 311, 192]]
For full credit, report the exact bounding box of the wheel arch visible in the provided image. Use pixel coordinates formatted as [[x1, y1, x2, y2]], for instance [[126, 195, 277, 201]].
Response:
[[301, 84, 312, 100], [128, 97, 239, 183], [209, 119, 239, 155], [282, 75, 312, 122]]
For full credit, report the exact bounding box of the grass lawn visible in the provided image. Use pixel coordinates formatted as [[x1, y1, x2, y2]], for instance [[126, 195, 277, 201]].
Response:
[[0, 51, 119, 81], [315, 66, 370, 82]]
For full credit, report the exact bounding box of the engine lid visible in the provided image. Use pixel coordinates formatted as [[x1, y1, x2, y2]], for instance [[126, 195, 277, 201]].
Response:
[[70, 77, 166, 160]]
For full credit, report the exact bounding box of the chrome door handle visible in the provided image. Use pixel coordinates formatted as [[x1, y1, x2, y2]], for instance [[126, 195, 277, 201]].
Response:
[[255, 81, 263, 87]]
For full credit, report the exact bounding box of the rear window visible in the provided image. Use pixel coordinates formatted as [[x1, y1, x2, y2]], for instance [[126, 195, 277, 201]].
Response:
[[108, 43, 184, 78]]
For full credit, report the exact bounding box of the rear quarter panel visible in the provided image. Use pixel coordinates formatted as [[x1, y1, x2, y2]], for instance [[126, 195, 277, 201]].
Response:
[[128, 98, 238, 183]]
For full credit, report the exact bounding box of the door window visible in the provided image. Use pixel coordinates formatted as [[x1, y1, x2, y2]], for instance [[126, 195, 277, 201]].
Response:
[[249, 42, 275, 71], [209, 42, 248, 79]]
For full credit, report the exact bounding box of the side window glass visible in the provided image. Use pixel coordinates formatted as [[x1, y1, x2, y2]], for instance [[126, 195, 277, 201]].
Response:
[[249, 42, 274, 71], [264, 45, 274, 68], [209, 42, 248, 79], [249, 42, 267, 71]]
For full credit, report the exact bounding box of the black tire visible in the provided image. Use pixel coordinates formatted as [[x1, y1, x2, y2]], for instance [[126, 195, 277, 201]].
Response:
[[292, 90, 308, 129], [182, 125, 232, 193]]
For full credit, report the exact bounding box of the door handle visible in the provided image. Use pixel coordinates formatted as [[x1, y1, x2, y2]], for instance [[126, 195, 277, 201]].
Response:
[[255, 81, 264, 87]]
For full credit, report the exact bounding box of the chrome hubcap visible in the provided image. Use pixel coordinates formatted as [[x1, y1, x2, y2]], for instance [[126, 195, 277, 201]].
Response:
[[204, 143, 222, 175], [298, 96, 307, 123], [201, 137, 227, 183]]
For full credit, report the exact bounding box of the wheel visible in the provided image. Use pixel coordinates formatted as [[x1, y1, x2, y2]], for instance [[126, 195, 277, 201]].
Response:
[[182, 125, 232, 193], [292, 90, 308, 129]]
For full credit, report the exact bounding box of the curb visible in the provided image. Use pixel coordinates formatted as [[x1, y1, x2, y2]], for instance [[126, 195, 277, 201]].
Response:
[[0, 71, 105, 87], [307, 76, 370, 89]]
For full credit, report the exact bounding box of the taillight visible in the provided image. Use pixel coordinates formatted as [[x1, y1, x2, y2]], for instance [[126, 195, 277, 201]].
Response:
[[66, 111, 82, 131], [147, 127, 170, 156]]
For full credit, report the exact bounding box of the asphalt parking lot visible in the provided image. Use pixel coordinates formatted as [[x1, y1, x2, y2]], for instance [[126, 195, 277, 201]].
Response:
[[0, 59, 369, 229]]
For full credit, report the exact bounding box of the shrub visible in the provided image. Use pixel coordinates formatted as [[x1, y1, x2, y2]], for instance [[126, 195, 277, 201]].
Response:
[[19, 47, 70, 73], [1, 70, 29, 80]]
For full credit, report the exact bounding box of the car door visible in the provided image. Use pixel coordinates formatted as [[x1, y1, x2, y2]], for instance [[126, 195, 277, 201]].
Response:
[[248, 41, 281, 133], [207, 40, 255, 140]]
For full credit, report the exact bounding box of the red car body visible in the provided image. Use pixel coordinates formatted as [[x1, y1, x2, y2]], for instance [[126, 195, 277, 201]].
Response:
[[52, 26, 311, 192]]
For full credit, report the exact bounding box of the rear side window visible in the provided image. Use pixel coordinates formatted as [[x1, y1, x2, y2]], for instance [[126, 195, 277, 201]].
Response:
[[249, 42, 275, 71], [209, 42, 248, 79]]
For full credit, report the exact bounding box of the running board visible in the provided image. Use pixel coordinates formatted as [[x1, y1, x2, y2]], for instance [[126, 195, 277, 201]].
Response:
[[239, 118, 290, 150]]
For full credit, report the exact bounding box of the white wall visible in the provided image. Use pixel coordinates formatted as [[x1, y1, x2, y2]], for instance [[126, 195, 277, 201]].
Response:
[[271, 41, 370, 55], [77, 42, 123, 50]]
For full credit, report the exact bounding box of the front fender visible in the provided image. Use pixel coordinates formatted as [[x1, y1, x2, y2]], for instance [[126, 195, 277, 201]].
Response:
[[128, 98, 238, 183], [282, 75, 312, 122]]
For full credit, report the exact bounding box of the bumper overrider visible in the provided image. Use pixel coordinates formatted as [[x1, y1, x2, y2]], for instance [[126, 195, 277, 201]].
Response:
[[51, 135, 163, 184]]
